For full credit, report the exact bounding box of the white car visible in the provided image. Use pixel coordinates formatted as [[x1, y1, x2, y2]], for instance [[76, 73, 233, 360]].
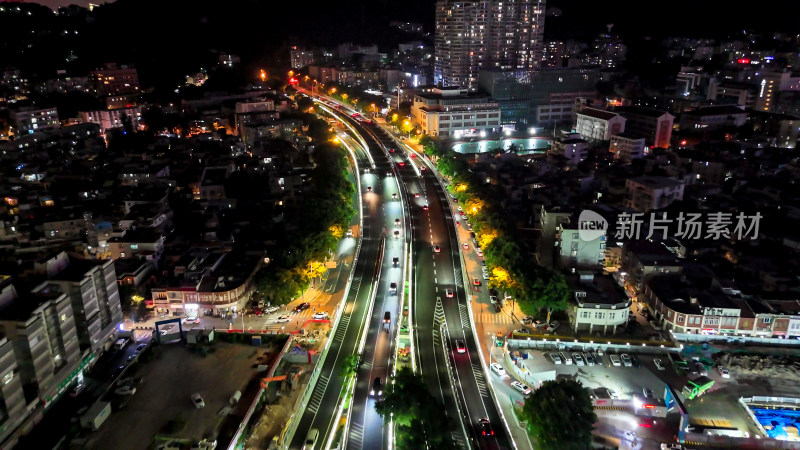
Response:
[[183, 317, 200, 324], [114, 386, 136, 396], [560, 352, 572, 365], [191, 393, 205, 408], [445, 289, 454, 298], [654, 359, 665, 371], [490, 363, 506, 376], [511, 381, 532, 395], [573, 353, 585, 366], [610, 355, 622, 367], [621, 353, 633, 367], [264, 306, 279, 314], [312, 312, 329, 320], [275, 315, 291, 323], [718, 366, 730, 378], [550, 353, 562, 364]]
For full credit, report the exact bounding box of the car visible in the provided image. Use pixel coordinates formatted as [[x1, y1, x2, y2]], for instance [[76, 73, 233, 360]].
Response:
[[392, 192, 397, 199], [610, 355, 622, 366], [573, 353, 585, 366], [394, 218, 401, 227], [511, 381, 532, 395], [127, 354, 137, 362], [493, 303, 502, 313], [546, 321, 560, 333], [433, 245, 441, 253], [462, 243, 469, 250], [275, 315, 291, 323], [389, 148, 395, 153], [115, 386, 136, 396], [293, 302, 311, 313], [490, 363, 506, 376], [623, 431, 636, 441], [692, 360, 708, 376], [478, 418, 494, 437], [473, 278, 481, 286], [477, 249, 484, 257], [718, 366, 730, 378], [584, 353, 595, 366], [183, 317, 200, 324], [550, 353, 563, 364], [136, 343, 147, 352], [560, 352, 572, 365], [264, 306, 279, 314], [445, 288, 454, 298], [514, 328, 530, 334], [398, 162, 405, 167], [312, 312, 329, 320], [457, 206, 463, 212], [371, 378, 383, 396], [642, 387, 654, 398], [422, 205, 429, 211], [393, 230, 400, 239], [304, 429, 319, 450], [69, 383, 86, 398], [631, 354, 641, 368], [367, 186, 372, 192], [414, 193, 420, 198], [386, 171, 392, 177], [383, 311, 391, 324], [654, 359, 665, 371], [191, 393, 205, 408], [456, 340, 467, 354], [459, 211, 466, 217], [621, 353, 633, 367], [489, 295, 499, 304], [393, 257, 400, 266], [252, 308, 263, 316], [389, 282, 398, 293]]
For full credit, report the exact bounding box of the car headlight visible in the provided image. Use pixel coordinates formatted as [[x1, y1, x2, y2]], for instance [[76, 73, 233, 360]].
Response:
[[378, 390, 382, 396], [370, 389, 375, 395]]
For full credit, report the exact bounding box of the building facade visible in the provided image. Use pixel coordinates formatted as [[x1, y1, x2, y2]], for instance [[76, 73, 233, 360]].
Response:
[[79, 106, 142, 135], [624, 176, 685, 213], [568, 272, 631, 335], [477, 67, 598, 126], [90, 63, 140, 97], [575, 108, 626, 141], [434, 0, 546, 89], [411, 87, 501, 138], [13, 107, 60, 135], [613, 106, 674, 148], [610, 134, 646, 162]]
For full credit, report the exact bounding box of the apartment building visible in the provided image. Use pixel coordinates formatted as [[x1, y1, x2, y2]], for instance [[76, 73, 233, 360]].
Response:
[[609, 133, 646, 162], [0, 333, 25, 447], [613, 106, 674, 148], [679, 105, 749, 132], [108, 228, 166, 268], [624, 176, 685, 212], [551, 132, 589, 165], [79, 105, 142, 135], [90, 63, 140, 97], [13, 107, 60, 135], [575, 107, 626, 141]]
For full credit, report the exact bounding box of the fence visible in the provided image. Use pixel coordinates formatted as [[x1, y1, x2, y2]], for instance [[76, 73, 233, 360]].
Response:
[[507, 338, 682, 356], [672, 332, 800, 347]]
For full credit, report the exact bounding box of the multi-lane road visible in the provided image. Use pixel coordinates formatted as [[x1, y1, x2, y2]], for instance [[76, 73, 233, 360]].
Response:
[[290, 92, 512, 450]]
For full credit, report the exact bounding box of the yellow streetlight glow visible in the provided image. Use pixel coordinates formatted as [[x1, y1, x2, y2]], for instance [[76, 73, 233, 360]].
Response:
[[342, 93, 348, 100], [288, 70, 294, 77]]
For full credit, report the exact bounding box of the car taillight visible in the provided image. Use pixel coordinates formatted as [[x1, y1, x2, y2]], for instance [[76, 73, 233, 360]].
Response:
[[491, 431, 494, 435], [482, 431, 486, 436]]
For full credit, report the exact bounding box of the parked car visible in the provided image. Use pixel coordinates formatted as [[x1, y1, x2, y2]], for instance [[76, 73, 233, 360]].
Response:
[[621, 354, 633, 367], [550, 353, 563, 364], [631, 355, 641, 368], [546, 321, 560, 333], [584, 353, 595, 366], [511, 381, 532, 395], [610, 355, 622, 367], [642, 387, 654, 398], [718, 366, 730, 378], [69, 383, 85, 398], [191, 393, 205, 408], [573, 353, 585, 366], [654, 359, 665, 371], [560, 352, 572, 365], [135, 343, 147, 352], [490, 363, 506, 376]]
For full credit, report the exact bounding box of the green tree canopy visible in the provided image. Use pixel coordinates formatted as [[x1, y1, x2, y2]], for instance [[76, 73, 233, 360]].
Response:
[[521, 379, 597, 450]]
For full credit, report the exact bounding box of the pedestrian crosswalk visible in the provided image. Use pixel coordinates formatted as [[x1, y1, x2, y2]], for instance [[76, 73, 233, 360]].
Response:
[[307, 374, 329, 414], [458, 304, 471, 329], [476, 313, 515, 325], [450, 431, 467, 449], [470, 362, 488, 398], [347, 421, 364, 449], [333, 315, 350, 342]]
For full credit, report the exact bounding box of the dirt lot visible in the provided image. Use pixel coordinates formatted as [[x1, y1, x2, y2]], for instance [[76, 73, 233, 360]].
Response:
[[85, 341, 270, 450]]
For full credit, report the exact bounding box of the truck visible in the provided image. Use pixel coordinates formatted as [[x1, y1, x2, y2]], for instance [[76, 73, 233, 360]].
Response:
[[80, 401, 112, 430], [682, 376, 714, 400]]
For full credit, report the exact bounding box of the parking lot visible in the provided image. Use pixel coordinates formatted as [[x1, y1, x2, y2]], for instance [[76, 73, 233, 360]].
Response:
[[86, 341, 267, 450]]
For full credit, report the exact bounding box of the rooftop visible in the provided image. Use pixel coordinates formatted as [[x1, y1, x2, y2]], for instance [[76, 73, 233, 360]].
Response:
[[568, 272, 629, 307], [628, 176, 684, 189], [625, 240, 682, 266], [577, 107, 622, 121], [685, 105, 748, 117], [615, 106, 673, 119]]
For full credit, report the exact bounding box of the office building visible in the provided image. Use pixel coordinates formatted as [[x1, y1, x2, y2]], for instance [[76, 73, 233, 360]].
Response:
[[410, 86, 501, 138], [613, 106, 674, 148], [477, 67, 598, 126], [679, 105, 749, 132], [434, 0, 546, 89], [575, 107, 626, 141], [13, 107, 60, 134], [568, 272, 630, 335]]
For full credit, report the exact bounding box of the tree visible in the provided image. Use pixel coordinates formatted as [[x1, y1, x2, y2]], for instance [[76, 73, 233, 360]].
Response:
[[521, 379, 597, 450], [340, 354, 360, 377], [375, 367, 456, 450]]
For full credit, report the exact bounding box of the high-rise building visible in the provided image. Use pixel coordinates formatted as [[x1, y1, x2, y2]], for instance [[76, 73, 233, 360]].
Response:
[[434, 0, 546, 89], [90, 63, 140, 97]]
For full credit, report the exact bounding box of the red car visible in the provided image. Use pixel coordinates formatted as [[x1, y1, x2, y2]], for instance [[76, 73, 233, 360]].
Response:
[[398, 162, 405, 167], [422, 205, 429, 211], [456, 340, 466, 353], [473, 278, 481, 286]]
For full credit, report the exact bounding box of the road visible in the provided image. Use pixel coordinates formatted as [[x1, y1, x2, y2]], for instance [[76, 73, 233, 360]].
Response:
[[288, 115, 389, 450], [365, 123, 512, 450]]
